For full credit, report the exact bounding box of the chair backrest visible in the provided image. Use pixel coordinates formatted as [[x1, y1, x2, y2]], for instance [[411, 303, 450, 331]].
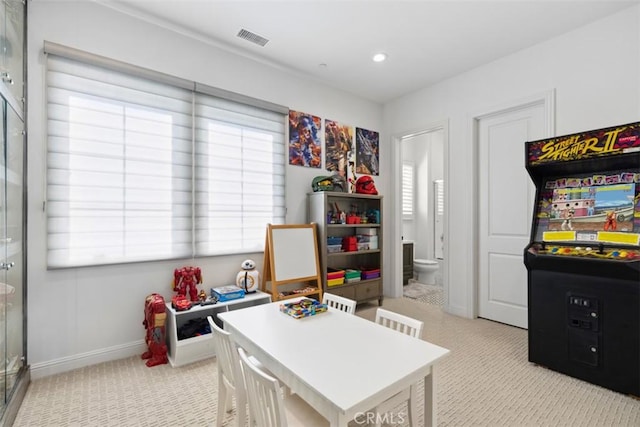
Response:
[[238, 347, 288, 427], [322, 293, 357, 314], [208, 315, 241, 388], [375, 308, 423, 339]]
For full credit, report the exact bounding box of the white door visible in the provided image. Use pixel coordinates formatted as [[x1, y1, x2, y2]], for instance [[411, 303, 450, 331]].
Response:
[[477, 98, 550, 328]]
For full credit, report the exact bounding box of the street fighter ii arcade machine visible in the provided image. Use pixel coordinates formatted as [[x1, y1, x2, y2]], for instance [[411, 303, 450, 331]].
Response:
[[524, 121, 640, 396]]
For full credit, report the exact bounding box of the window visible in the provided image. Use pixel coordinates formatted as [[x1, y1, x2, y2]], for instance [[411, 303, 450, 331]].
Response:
[[402, 161, 414, 219], [194, 94, 285, 256], [45, 44, 286, 268]]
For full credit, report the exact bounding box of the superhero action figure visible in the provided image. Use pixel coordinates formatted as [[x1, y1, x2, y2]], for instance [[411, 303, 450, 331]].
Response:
[[173, 266, 203, 302], [141, 293, 168, 367]]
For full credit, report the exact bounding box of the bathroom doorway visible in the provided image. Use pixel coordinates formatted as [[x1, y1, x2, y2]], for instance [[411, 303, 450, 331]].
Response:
[[396, 123, 448, 308]]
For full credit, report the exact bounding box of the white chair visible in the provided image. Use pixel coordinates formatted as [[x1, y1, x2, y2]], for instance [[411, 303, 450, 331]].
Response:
[[372, 308, 424, 427], [208, 315, 249, 427], [322, 292, 357, 314], [237, 347, 328, 427]]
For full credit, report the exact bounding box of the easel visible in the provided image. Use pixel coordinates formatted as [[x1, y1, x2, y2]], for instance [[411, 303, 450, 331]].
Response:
[[261, 223, 323, 302]]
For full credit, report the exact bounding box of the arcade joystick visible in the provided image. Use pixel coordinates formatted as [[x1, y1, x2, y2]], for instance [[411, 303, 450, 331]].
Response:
[[598, 243, 605, 254]]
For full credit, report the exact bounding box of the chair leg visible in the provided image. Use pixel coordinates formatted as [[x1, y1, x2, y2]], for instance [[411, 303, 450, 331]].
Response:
[[216, 379, 227, 427], [235, 389, 247, 427]]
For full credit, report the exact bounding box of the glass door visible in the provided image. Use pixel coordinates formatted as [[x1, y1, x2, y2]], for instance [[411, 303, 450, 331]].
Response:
[[3, 98, 23, 399], [0, 95, 24, 413]]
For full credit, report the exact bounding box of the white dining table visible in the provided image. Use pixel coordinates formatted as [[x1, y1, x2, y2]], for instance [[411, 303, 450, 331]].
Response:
[[218, 298, 450, 427]]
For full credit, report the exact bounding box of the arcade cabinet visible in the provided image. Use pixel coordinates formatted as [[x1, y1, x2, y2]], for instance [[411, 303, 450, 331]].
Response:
[[524, 121, 640, 396]]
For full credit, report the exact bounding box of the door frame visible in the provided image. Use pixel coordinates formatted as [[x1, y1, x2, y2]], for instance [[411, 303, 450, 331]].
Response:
[[470, 90, 555, 319], [391, 119, 450, 306]]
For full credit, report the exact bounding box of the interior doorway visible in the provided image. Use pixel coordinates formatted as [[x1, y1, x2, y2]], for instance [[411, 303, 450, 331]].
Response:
[[392, 121, 449, 308]]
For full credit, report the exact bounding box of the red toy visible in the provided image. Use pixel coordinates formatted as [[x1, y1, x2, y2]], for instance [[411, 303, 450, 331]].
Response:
[[171, 294, 192, 311], [173, 266, 203, 302], [141, 293, 168, 367], [355, 176, 378, 195]]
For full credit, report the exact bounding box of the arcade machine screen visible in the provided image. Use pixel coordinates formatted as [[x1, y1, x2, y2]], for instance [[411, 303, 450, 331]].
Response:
[[531, 171, 640, 258]]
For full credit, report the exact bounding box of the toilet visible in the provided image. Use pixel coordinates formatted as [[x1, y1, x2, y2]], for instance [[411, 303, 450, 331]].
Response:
[[414, 259, 439, 285]]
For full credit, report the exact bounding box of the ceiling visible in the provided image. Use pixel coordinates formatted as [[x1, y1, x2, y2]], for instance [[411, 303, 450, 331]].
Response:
[[100, 0, 639, 104]]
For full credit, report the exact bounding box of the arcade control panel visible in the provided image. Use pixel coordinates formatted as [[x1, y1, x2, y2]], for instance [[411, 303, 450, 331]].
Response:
[[527, 242, 640, 260]]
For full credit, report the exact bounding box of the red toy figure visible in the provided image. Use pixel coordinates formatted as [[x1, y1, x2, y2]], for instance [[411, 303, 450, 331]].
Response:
[[604, 211, 617, 231], [173, 266, 203, 302], [141, 293, 168, 367]]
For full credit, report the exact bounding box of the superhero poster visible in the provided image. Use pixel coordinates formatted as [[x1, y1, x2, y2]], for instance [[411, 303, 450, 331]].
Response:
[[355, 127, 379, 176], [325, 119, 353, 178], [289, 110, 322, 168]]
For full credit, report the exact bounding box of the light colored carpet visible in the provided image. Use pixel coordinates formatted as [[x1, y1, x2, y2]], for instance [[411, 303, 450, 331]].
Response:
[[13, 298, 640, 426]]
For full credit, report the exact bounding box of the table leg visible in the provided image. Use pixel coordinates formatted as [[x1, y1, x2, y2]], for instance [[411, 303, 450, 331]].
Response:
[[424, 366, 437, 427]]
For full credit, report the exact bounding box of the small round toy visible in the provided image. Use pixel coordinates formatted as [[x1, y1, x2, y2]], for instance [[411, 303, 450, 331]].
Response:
[[236, 259, 260, 294]]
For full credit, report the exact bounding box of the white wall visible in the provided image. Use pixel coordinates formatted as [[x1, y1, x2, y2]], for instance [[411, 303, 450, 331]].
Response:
[[384, 6, 640, 317], [27, 1, 383, 377]]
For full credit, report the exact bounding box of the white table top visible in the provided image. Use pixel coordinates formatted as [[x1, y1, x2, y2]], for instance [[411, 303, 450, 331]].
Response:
[[218, 298, 450, 419]]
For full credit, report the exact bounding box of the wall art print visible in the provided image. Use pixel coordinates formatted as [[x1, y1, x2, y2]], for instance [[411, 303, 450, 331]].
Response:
[[355, 127, 379, 176], [325, 119, 353, 178], [289, 110, 322, 168]]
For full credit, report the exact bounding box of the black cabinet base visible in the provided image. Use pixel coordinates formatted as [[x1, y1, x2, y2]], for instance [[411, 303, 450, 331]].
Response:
[[528, 269, 639, 397]]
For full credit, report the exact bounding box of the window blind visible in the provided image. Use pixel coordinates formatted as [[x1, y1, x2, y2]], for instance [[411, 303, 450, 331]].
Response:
[[194, 94, 286, 256], [47, 55, 194, 267], [402, 162, 414, 219], [46, 47, 287, 268]]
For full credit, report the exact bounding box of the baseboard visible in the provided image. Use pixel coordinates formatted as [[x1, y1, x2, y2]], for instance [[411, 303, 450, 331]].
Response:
[[30, 340, 147, 380], [445, 303, 470, 318]]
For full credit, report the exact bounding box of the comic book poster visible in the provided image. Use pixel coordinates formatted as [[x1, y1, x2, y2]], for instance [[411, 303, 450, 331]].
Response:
[[289, 110, 322, 168], [325, 119, 353, 178], [355, 127, 379, 175]]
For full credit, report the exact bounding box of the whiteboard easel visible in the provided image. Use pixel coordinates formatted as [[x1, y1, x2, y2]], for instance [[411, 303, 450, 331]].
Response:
[[261, 223, 323, 302]]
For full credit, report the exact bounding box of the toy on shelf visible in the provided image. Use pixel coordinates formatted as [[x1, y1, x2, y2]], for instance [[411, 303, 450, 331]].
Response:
[[355, 175, 378, 195], [141, 293, 168, 367], [171, 294, 192, 311], [212, 285, 245, 302], [236, 259, 260, 294], [173, 266, 203, 302]]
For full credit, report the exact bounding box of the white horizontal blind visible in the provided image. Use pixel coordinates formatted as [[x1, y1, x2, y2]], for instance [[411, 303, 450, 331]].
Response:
[[435, 179, 444, 215], [194, 94, 286, 256], [402, 161, 414, 219], [47, 55, 193, 267]]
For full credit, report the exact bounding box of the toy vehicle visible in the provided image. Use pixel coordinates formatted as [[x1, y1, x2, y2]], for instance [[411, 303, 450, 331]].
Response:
[[171, 294, 192, 311]]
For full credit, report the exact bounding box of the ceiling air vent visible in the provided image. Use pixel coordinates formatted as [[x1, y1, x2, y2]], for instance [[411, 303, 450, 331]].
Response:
[[236, 28, 269, 47]]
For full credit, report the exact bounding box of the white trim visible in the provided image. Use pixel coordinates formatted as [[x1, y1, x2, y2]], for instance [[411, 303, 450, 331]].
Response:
[[30, 340, 147, 380], [469, 89, 556, 319]]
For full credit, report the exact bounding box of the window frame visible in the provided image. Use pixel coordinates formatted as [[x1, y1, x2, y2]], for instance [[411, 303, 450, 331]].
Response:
[[44, 42, 288, 269]]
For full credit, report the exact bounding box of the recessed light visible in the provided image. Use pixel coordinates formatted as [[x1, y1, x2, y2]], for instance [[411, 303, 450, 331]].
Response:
[[372, 53, 387, 63]]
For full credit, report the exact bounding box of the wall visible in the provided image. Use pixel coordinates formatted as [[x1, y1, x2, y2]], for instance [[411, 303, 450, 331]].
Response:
[[384, 5, 640, 317], [27, 1, 383, 378]]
